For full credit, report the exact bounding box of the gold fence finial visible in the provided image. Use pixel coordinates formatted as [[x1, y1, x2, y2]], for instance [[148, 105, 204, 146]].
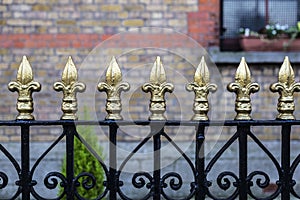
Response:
[[142, 56, 174, 120], [186, 56, 217, 120], [8, 56, 41, 120], [227, 57, 260, 120], [53, 56, 86, 120], [98, 56, 130, 120], [270, 56, 300, 120]]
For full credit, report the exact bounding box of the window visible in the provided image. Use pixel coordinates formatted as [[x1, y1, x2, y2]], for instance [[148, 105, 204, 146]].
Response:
[[220, 0, 300, 51]]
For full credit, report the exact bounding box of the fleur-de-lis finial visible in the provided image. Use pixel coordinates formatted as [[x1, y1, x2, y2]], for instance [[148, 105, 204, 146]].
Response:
[[53, 56, 86, 120], [8, 56, 41, 120], [142, 56, 174, 120], [227, 57, 260, 120], [186, 57, 217, 120], [270, 56, 300, 120], [98, 56, 130, 120]]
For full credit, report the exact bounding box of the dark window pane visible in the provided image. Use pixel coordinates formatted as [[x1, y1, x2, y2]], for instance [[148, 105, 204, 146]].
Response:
[[221, 0, 299, 51]]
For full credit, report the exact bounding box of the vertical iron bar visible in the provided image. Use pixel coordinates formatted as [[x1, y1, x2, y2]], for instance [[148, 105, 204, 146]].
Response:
[[109, 122, 118, 200], [281, 125, 291, 199], [65, 124, 75, 200], [265, 0, 269, 25], [195, 124, 206, 200], [152, 124, 162, 200], [20, 124, 31, 199], [298, 0, 300, 21], [238, 125, 249, 199]]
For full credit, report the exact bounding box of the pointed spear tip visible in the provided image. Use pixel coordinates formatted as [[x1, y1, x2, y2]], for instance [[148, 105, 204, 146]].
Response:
[[155, 56, 161, 65], [21, 55, 30, 66], [17, 55, 33, 84], [20, 55, 31, 69], [106, 56, 122, 85], [66, 56, 75, 66], [238, 57, 248, 68], [108, 56, 120, 69], [240, 57, 246, 63], [199, 56, 206, 67], [200, 56, 205, 62], [67, 56, 72, 62], [283, 56, 290, 65], [284, 56, 289, 61]]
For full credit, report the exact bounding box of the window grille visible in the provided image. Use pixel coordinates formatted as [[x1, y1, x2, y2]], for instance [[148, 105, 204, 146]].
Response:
[[221, 0, 300, 51]]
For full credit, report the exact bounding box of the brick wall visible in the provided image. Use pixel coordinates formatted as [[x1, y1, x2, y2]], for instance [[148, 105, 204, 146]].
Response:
[[1, 0, 298, 142], [0, 0, 222, 141], [0, 0, 219, 47]]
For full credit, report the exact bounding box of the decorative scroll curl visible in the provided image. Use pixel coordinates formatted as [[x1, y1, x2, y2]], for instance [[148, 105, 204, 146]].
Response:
[[8, 56, 41, 120], [44, 172, 67, 190], [216, 171, 239, 191], [205, 171, 239, 200], [270, 56, 300, 120], [142, 56, 174, 120], [247, 171, 280, 199], [161, 172, 183, 191], [74, 172, 96, 191], [132, 171, 152, 189], [227, 57, 260, 120], [290, 153, 300, 198], [186, 57, 217, 120], [0, 172, 8, 189]]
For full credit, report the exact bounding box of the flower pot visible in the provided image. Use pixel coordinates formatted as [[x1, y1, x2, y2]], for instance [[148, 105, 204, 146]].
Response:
[[239, 36, 300, 51]]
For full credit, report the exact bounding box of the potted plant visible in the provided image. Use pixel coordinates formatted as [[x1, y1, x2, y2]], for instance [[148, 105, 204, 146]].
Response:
[[239, 22, 300, 51]]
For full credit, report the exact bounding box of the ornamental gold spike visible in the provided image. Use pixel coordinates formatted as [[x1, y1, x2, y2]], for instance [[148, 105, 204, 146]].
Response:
[[53, 56, 86, 120], [142, 56, 174, 120], [227, 57, 260, 120], [186, 57, 217, 120], [8, 56, 41, 120], [98, 56, 130, 120], [270, 56, 300, 120]]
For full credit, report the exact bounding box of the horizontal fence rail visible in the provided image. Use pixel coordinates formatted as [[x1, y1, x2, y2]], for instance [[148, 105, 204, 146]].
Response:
[[0, 55, 300, 199]]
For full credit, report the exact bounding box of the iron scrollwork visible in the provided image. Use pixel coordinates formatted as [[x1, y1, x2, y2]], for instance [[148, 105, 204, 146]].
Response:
[[132, 172, 153, 189], [0, 172, 8, 189]]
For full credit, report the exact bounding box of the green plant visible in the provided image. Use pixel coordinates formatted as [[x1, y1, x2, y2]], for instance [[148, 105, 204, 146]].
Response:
[[60, 108, 105, 199], [239, 22, 300, 39]]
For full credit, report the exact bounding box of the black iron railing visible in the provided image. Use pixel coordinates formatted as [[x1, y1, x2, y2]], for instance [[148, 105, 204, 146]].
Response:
[[2, 52, 300, 199], [0, 120, 300, 199]]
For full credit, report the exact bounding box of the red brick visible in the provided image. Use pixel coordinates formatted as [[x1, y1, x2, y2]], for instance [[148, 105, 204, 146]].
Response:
[[101, 34, 112, 41]]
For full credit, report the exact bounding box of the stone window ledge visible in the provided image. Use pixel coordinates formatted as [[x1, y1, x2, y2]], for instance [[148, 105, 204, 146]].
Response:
[[207, 47, 300, 64]]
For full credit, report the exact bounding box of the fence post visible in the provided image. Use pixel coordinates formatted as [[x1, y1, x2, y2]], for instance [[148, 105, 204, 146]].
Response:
[[152, 125, 163, 200], [195, 124, 206, 200], [109, 123, 118, 200], [281, 125, 291, 199], [20, 125, 31, 199], [238, 125, 249, 199], [65, 124, 75, 200]]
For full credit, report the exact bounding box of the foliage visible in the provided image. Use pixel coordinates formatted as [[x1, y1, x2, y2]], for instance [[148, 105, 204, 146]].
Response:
[[60, 108, 105, 199], [239, 22, 300, 39]]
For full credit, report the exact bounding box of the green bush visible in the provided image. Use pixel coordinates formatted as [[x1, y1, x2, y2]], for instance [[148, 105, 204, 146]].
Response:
[[60, 109, 105, 199]]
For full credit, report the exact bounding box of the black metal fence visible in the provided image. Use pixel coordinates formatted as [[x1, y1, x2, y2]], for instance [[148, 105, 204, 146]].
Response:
[[1, 120, 300, 199], [2, 55, 300, 199]]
